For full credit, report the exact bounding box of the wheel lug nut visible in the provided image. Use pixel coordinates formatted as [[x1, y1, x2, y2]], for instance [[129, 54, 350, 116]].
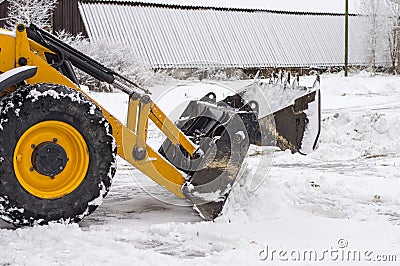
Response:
[[29, 167, 34, 172], [53, 138, 58, 143], [31, 144, 35, 149]]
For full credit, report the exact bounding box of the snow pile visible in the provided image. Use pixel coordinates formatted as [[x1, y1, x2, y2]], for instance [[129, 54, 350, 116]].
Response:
[[220, 72, 400, 224], [219, 166, 290, 223], [0, 223, 180, 265], [240, 81, 315, 117], [315, 111, 400, 160], [309, 72, 400, 161]]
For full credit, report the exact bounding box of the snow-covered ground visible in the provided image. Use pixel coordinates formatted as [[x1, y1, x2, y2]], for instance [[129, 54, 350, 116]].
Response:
[[1, 72, 400, 265]]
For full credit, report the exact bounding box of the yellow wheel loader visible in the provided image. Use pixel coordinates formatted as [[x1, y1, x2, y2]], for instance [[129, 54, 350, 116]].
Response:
[[0, 24, 321, 226]]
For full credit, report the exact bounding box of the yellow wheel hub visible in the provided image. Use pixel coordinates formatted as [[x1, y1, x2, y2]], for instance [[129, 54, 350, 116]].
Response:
[[13, 121, 89, 199]]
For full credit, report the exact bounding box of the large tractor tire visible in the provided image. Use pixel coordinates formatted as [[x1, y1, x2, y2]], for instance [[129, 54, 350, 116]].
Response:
[[0, 83, 116, 226]]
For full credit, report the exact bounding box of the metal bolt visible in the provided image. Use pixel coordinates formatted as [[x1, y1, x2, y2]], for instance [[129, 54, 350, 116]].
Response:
[[137, 148, 146, 158], [29, 167, 34, 172], [18, 57, 27, 66], [53, 138, 58, 143], [16, 24, 25, 32], [131, 93, 140, 101], [234, 134, 243, 144], [133, 147, 146, 160], [31, 144, 36, 149], [140, 95, 151, 104]]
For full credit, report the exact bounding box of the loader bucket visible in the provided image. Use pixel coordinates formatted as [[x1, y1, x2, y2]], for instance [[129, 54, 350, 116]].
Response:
[[224, 74, 321, 154], [159, 75, 321, 220]]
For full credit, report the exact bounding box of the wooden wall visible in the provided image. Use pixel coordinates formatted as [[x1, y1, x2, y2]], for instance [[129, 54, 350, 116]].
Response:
[[0, 0, 87, 36], [0, 1, 7, 29], [53, 0, 87, 36]]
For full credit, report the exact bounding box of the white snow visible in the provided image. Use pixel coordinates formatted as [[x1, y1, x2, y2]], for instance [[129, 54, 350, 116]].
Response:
[[0, 28, 15, 37], [88, 104, 96, 115], [191, 190, 223, 203], [1, 72, 400, 265], [240, 79, 318, 118], [88, 182, 108, 207]]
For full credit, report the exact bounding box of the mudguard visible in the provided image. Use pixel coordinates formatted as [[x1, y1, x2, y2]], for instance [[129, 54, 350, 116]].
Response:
[[0, 66, 38, 94]]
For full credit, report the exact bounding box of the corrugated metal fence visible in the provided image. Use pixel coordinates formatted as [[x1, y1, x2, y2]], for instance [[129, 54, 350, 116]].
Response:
[[79, 2, 369, 69]]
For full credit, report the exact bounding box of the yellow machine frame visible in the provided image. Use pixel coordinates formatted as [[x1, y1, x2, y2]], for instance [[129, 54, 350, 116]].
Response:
[[0, 27, 197, 198]]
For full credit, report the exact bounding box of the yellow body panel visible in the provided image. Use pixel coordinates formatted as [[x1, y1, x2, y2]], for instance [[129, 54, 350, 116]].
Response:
[[0, 26, 196, 198]]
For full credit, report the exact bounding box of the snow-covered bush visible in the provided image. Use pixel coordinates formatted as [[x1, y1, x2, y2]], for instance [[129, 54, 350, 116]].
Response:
[[56, 31, 170, 92], [6, 0, 57, 29]]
